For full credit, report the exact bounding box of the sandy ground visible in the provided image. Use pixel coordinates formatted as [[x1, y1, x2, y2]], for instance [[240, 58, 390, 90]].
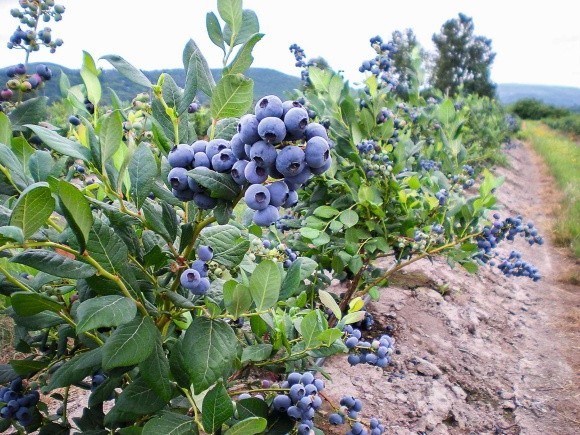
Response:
[[320, 141, 580, 434]]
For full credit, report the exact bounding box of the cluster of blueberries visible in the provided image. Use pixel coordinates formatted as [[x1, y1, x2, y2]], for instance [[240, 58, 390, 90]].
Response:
[[435, 188, 449, 206], [262, 239, 298, 269], [474, 213, 543, 281], [8, 0, 65, 53], [418, 159, 441, 172], [359, 35, 397, 88], [179, 245, 213, 294], [329, 395, 386, 434], [271, 371, 325, 434], [1, 63, 53, 103], [167, 95, 332, 227], [343, 325, 394, 368], [288, 43, 312, 86], [356, 139, 393, 179], [0, 378, 39, 427]]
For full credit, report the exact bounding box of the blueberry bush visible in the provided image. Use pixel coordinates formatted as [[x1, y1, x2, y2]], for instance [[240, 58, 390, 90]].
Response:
[[0, 0, 542, 434]]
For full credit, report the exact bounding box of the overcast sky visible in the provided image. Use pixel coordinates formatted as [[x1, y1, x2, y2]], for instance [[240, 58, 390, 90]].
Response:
[[1, 0, 579, 88]]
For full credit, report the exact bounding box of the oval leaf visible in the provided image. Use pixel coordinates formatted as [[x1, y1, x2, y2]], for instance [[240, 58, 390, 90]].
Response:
[[187, 167, 241, 200], [11, 291, 63, 316], [58, 180, 93, 252], [143, 411, 196, 435], [225, 417, 267, 435], [249, 260, 281, 311], [102, 316, 157, 370], [76, 295, 137, 334], [100, 54, 152, 88], [202, 381, 233, 433], [11, 249, 96, 279], [210, 73, 254, 120], [10, 182, 55, 238], [25, 124, 91, 161]]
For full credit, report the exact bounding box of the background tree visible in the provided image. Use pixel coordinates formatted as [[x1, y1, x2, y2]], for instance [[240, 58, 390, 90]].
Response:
[[390, 28, 424, 90], [430, 13, 496, 97]]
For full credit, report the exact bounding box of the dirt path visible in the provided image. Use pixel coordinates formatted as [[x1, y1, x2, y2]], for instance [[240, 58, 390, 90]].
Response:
[[321, 141, 580, 434]]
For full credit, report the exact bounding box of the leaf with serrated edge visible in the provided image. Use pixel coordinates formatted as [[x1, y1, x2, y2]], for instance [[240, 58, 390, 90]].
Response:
[[76, 296, 136, 334]]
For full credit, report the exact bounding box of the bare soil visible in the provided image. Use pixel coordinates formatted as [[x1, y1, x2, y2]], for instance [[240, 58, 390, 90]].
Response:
[[320, 141, 580, 434]]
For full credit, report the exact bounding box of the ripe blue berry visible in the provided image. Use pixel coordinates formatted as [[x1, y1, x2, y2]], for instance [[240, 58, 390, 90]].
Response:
[[253, 206, 280, 227], [180, 268, 201, 289], [238, 114, 261, 144], [68, 115, 80, 126], [192, 277, 210, 295], [168, 167, 189, 191], [283, 190, 299, 207], [212, 149, 237, 173], [255, 95, 283, 121], [245, 184, 271, 210], [283, 107, 309, 139], [230, 133, 247, 160], [275, 146, 305, 177], [193, 193, 217, 209], [244, 160, 268, 184], [258, 117, 286, 144], [191, 140, 209, 154], [197, 245, 213, 262], [305, 122, 329, 141], [193, 152, 211, 169], [205, 139, 229, 161], [249, 140, 277, 168], [305, 136, 330, 169], [329, 413, 344, 425], [273, 394, 292, 412], [168, 144, 193, 168], [231, 160, 249, 185], [266, 181, 289, 206]]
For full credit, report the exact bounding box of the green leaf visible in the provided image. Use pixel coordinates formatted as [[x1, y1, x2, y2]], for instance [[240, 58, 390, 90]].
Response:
[[99, 110, 123, 167], [0, 143, 32, 190], [182, 317, 238, 394], [76, 296, 137, 334], [339, 209, 359, 228], [241, 344, 272, 363], [102, 316, 157, 370], [225, 417, 267, 435], [10, 359, 48, 377], [202, 381, 233, 433], [129, 142, 157, 210], [58, 180, 93, 252], [48, 348, 103, 389], [436, 99, 456, 125], [0, 111, 12, 145], [213, 118, 239, 140], [11, 250, 96, 279], [249, 260, 281, 311], [236, 398, 268, 420], [142, 199, 173, 243], [225, 33, 264, 75], [10, 292, 63, 316], [182, 39, 215, 98], [206, 12, 225, 52], [187, 167, 241, 200], [106, 377, 166, 423], [300, 227, 320, 239], [318, 290, 341, 320], [297, 257, 317, 280], [307, 66, 331, 91], [211, 74, 254, 120], [142, 412, 197, 435], [313, 206, 339, 219], [86, 217, 128, 274], [81, 50, 101, 106], [223, 281, 252, 318], [218, 0, 243, 38], [25, 124, 91, 161], [162, 73, 183, 111], [179, 54, 199, 115], [29, 150, 54, 182], [315, 328, 342, 347], [341, 311, 366, 325], [139, 337, 172, 402], [279, 259, 301, 299], [0, 226, 24, 243], [199, 225, 250, 268], [8, 96, 47, 129], [100, 54, 152, 88], [299, 309, 327, 348], [223, 9, 260, 47], [10, 182, 54, 238]]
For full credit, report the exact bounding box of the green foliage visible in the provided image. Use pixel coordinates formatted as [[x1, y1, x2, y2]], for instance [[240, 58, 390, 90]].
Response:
[[510, 98, 570, 120], [430, 13, 496, 98]]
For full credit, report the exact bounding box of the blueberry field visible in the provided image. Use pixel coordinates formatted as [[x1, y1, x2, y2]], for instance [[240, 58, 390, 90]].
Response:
[[0, 1, 578, 434]]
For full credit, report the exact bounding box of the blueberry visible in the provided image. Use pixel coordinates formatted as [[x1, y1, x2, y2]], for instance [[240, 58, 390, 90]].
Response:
[[193, 192, 217, 209], [351, 422, 364, 435], [284, 166, 311, 190], [15, 406, 31, 426], [168, 167, 189, 191], [305, 122, 329, 141], [313, 378, 324, 391], [282, 99, 303, 117], [297, 423, 311, 434], [249, 140, 277, 168], [168, 144, 193, 168], [10, 378, 22, 392], [192, 277, 210, 295], [257, 117, 286, 144], [0, 406, 12, 419], [191, 140, 209, 154], [283, 107, 309, 139], [287, 372, 301, 386], [211, 149, 237, 173], [68, 115, 80, 126], [229, 133, 247, 160], [245, 184, 271, 211], [253, 206, 279, 227], [266, 181, 289, 206], [255, 95, 283, 121], [300, 372, 314, 385], [272, 394, 292, 412], [329, 413, 344, 425], [231, 160, 249, 185], [180, 268, 201, 290], [187, 176, 203, 193], [345, 336, 359, 348], [352, 398, 363, 412], [340, 395, 356, 408], [286, 405, 302, 420], [193, 151, 211, 169], [172, 188, 195, 201], [205, 139, 229, 161], [283, 190, 298, 208], [238, 393, 252, 400], [238, 114, 261, 144], [244, 160, 268, 184], [310, 157, 332, 175], [275, 146, 305, 177], [196, 245, 213, 262], [305, 136, 330, 169], [191, 260, 209, 277]]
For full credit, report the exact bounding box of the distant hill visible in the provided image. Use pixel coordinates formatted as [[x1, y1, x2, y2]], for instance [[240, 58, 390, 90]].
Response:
[[496, 83, 580, 110], [2, 63, 579, 111], [0, 62, 302, 104]]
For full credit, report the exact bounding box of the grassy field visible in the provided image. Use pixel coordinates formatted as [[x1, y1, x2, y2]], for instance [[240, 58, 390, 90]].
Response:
[[522, 121, 580, 257]]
